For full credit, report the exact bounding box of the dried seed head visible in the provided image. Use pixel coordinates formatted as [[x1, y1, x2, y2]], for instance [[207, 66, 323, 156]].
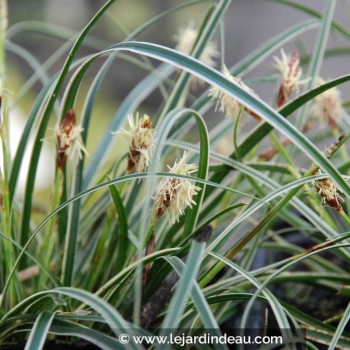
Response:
[[209, 65, 258, 120], [312, 170, 344, 211], [115, 113, 155, 173], [55, 109, 88, 169], [310, 77, 342, 130], [153, 151, 201, 224], [174, 23, 219, 88], [274, 49, 306, 108]]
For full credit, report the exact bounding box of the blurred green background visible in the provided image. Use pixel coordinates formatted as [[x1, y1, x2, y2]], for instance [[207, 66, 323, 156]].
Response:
[[5, 0, 350, 195]]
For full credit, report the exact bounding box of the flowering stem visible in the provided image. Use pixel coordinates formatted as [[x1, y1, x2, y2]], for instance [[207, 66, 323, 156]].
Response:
[[142, 220, 156, 288], [144, 220, 156, 248], [332, 128, 349, 170], [38, 168, 62, 288], [233, 106, 244, 162], [307, 194, 336, 230]]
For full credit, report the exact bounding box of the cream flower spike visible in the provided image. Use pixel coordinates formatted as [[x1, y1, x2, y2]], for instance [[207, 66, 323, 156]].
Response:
[[153, 151, 201, 224], [274, 49, 308, 107], [174, 22, 219, 88], [310, 77, 342, 130], [116, 113, 155, 173], [209, 65, 258, 120], [55, 109, 88, 169]]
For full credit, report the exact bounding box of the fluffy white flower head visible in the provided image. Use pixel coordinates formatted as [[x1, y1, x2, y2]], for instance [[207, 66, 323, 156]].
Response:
[[55, 109, 88, 168], [153, 151, 201, 224], [174, 23, 219, 87], [116, 113, 155, 173], [274, 49, 307, 107], [310, 77, 342, 130], [274, 49, 301, 85], [209, 65, 257, 119]]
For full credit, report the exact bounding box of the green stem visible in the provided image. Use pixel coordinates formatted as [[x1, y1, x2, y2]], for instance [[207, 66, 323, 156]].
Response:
[[38, 169, 62, 289], [340, 209, 350, 226], [332, 129, 349, 164], [144, 221, 156, 248], [233, 106, 244, 162]]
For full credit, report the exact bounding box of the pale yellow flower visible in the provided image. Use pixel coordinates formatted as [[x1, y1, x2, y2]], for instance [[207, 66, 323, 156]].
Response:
[[153, 151, 201, 224], [115, 113, 155, 173]]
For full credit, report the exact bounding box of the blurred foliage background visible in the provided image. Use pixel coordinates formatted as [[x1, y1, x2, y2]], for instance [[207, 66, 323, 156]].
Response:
[[6, 0, 350, 194]]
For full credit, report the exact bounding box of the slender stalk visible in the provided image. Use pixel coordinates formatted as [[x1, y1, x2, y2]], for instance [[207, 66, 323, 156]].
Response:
[[233, 106, 244, 162], [37, 169, 62, 289], [340, 209, 350, 226]]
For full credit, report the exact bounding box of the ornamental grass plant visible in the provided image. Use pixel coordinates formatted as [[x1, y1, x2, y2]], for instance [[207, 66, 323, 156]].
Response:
[[0, 0, 350, 349]]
